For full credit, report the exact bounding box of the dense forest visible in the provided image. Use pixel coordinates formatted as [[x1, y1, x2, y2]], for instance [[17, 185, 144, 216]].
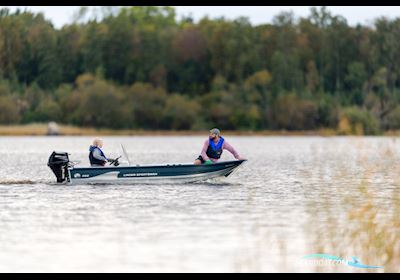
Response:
[[1, 6, 400, 134]]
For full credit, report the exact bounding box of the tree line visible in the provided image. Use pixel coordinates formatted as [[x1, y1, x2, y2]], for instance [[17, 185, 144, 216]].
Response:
[[1, 6, 400, 134]]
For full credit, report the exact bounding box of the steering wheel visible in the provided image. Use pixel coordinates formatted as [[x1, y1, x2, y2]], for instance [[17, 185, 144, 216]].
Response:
[[109, 156, 122, 167]]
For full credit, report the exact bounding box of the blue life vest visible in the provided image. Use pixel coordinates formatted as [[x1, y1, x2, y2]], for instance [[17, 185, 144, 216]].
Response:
[[89, 146, 107, 166], [206, 137, 224, 159]]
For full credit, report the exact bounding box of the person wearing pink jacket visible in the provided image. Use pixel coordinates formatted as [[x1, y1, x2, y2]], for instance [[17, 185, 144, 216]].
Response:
[[194, 128, 245, 165]]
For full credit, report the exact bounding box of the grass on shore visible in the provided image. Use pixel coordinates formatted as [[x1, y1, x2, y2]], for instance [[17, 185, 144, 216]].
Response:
[[1, 123, 400, 136], [0, 124, 345, 136]]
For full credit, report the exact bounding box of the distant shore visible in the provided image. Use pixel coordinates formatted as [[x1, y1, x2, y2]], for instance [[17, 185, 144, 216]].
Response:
[[0, 124, 399, 137]]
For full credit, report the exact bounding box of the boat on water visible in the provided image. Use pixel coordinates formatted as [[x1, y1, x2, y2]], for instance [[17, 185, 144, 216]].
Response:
[[48, 151, 246, 184]]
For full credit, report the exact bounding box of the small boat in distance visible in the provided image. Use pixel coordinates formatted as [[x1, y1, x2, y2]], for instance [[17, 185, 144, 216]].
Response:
[[48, 152, 246, 185]]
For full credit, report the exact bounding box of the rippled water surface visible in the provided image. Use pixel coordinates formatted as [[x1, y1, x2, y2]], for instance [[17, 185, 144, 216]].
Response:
[[0, 136, 399, 272]]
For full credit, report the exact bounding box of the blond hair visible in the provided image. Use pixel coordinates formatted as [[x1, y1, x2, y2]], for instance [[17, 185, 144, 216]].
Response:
[[92, 138, 103, 147]]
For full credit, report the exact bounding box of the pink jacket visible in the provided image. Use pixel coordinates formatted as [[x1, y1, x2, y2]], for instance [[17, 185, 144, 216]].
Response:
[[201, 138, 240, 162]]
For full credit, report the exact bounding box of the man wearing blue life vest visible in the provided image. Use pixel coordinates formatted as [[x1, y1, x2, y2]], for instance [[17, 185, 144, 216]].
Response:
[[89, 138, 116, 167], [194, 128, 245, 165]]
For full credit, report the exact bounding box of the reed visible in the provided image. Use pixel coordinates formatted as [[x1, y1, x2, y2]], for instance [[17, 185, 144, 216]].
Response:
[[304, 138, 400, 272]]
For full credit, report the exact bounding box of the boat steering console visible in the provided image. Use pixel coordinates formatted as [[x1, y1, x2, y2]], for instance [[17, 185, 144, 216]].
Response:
[[109, 156, 122, 167]]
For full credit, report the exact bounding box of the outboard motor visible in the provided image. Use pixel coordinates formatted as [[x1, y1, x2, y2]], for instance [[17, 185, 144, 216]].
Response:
[[48, 152, 71, 183]]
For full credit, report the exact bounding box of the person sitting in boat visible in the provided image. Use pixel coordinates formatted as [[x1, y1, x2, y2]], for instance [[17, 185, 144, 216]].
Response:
[[89, 138, 116, 167], [194, 128, 245, 165]]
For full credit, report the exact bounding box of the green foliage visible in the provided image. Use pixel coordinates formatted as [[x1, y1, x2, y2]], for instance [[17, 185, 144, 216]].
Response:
[[383, 106, 400, 130], [30, 98, 62, 122], [163, 94, 201, 130], [2, 6, 400, 133], [269, 93, 319, 130], [316, 94, 340, 128], [126, 82, 167, 129], [339, 107, 380, 135], [344, 62, 367, 105], [70, 74, 127, 128], [0, 95, 21, 124]]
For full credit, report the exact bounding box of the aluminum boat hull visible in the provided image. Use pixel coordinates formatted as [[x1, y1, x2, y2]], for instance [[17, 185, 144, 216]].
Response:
[[67, 160, 246, 184]]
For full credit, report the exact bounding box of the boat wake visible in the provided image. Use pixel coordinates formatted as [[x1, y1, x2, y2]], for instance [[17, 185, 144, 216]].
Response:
[[0, 178, 241, 187], [0, 179, 52, 186], [191, 179, 242, 187], [0, 179, 40, 185]]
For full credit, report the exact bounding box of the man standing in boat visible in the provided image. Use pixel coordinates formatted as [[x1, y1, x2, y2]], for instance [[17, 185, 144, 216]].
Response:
[[89, 138, 116, 166], [194, 128, 245, 165]]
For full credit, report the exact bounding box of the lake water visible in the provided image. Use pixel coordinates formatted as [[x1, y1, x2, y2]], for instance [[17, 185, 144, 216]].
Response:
[[0, 136, 399, 272]]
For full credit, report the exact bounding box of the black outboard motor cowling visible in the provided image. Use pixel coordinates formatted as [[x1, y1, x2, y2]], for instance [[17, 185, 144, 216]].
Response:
[[48, 152, 70, 183]]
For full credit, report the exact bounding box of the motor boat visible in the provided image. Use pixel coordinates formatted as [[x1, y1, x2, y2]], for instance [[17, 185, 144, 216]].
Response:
[[48, 151, 246, 185]]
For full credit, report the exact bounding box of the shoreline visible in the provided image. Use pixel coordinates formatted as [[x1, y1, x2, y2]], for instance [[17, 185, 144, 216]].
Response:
[[0, 124, 399, 137]]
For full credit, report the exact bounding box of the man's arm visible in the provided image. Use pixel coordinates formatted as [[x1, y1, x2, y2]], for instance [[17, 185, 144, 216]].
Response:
[[93, 149, 108, 162], [201, 140, 210, 161], [223, 141, 241, 159]]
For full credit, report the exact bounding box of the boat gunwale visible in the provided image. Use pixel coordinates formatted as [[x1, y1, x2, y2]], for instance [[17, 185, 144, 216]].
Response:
[[69, 159, 247, 171]]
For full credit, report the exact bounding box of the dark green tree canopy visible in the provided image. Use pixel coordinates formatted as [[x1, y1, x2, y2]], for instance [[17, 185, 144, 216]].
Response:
[[1, 6, 400, 134]]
